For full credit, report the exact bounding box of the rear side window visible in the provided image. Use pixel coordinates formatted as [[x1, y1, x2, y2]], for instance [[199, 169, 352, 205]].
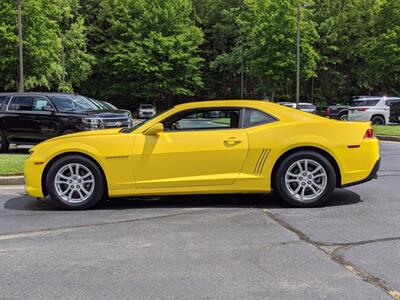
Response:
[[351, 100, 379, 107], [244, 109, 276, 127], [8, 96, 34, 111]]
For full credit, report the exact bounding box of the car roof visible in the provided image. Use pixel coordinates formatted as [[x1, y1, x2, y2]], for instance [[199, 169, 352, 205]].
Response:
[[0, 92, 79, 97], [354, 96, 400, 100]]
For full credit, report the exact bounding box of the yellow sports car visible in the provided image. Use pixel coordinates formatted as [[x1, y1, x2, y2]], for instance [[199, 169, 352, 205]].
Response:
[[24, 100, 380, 209]]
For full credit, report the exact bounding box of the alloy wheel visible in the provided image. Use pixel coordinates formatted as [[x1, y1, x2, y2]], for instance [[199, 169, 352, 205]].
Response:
[[54, 163, 95, 204], [284, 159, 328, 203]]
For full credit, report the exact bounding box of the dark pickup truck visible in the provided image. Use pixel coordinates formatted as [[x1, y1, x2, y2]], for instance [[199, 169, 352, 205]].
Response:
[[0, 93, 133, 153], [389, 101, 400, 124], [317, 105, 349, 120]]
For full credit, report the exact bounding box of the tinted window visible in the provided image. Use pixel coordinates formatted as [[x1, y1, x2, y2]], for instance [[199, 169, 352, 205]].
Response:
[[164, 109, 240, 131], [140, 104, 154, 109], [50, 95, 98, 112], [0, 96, 7, 109], [351, 100, 379, 107], [8, 96, 34, 111], [385, 99, 400, 106], [244, 109, 276, 127]]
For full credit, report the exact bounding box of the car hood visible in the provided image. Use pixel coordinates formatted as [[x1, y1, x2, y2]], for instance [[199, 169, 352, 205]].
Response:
[[63, 109, 131, 116], [45, 128, 122, 143]]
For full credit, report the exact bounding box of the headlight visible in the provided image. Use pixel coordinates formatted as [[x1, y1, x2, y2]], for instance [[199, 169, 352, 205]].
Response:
[[82, 117, 104, 130]]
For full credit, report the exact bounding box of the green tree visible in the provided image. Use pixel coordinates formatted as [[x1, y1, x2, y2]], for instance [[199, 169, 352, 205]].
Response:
[[58, 0, 95, 92], [0, 0, 61, 90], [88, 0, 204, 104], [357, 0, 400, 94]]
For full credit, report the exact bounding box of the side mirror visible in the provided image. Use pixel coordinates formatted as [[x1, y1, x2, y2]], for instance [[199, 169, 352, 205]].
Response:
[[145, 123, 164, 135]]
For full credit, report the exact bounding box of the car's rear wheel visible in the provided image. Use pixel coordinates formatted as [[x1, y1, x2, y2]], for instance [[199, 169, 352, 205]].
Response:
[[274, 151, 336, 207], [339, 113, 348, 121], [0, 130, 10, 153], [46, 155, 105, 210], [371, 115, 385, 125]]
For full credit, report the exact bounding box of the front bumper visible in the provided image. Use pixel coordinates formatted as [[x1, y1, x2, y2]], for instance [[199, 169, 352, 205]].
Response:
[[24, 160, 46, 198], [342, 158, 380, 188]]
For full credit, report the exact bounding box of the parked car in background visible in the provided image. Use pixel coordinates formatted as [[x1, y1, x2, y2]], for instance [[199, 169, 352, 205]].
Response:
[[138, 104, 156, 119], [389, 101, 400, 124], [318, 104, 349, 120], [278, 102, 317, 113], [348, 96, 400, 125], [0, 93, 133, 153]]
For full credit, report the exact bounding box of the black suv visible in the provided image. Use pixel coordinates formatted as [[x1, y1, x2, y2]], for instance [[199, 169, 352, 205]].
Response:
[[0, 93, 133, 153]]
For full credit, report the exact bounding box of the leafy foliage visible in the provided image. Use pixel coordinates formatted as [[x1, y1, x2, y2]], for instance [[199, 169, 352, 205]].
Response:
[[1, 0, 400, 106]]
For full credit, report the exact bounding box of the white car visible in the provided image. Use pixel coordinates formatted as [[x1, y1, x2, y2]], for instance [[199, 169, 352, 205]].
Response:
[[278, 102, 317, 113], [138, 104, 156, 119], [348, 96, 400, 125]]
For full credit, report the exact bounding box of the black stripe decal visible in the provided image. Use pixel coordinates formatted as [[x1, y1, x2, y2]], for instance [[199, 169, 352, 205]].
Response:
[[257, 149, 270, 174], [254, 149, 266, 173]]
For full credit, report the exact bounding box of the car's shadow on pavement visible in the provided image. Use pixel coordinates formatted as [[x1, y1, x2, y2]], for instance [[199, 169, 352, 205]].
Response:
[[4, 189, 362, 212]]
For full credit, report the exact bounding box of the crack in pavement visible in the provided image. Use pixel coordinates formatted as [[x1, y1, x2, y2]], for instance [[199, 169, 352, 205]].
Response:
[[261, 208, 400, 300], [0, 208, 211, 241]]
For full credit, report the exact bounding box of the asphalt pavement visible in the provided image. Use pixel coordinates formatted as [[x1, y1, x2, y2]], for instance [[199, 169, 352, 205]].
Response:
[[0, 141, 399, 299]]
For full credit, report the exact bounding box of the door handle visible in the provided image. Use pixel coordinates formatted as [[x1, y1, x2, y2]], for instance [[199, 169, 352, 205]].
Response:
[[224, 137, 242, 145]]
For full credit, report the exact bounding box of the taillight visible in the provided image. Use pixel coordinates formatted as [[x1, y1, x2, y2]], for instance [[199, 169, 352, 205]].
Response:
[[326, 107, 332, 115], [356, 108, 369, 112], [364, 128, 375, 139]]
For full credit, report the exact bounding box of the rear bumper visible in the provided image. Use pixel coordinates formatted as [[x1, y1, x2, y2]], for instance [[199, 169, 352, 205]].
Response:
[[341, 158, 380, 188]]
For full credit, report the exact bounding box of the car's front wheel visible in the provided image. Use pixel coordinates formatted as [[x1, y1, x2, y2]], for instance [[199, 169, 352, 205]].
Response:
[[274, 151, 336, 207], [46, 155, 105, 210]]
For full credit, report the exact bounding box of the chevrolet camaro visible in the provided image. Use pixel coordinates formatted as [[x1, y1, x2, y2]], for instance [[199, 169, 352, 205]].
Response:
[[24, 100, 380, 209]]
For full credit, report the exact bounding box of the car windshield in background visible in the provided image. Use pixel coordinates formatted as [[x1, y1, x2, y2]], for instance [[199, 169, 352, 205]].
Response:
[[50, 95, 99, 112], [297, 104, 316, 109], [351, 99, 379, 107], [140, 104, 153, 109]]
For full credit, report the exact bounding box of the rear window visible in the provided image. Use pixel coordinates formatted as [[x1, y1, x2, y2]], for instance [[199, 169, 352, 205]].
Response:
[[351, 100, 379, 107]]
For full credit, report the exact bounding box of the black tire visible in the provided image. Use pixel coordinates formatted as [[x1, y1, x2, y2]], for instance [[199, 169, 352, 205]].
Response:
[[46, 155, 105, 210], [0, 130, 10, 153], [339, 113, 348, 121], [371, 115, 385, 125], [274, 151, 336, 207]]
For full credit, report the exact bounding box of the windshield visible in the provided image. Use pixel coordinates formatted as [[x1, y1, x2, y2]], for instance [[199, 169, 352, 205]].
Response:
[[50, 95, 99, 112], [140, 104, 153, 109], [351, 99, 379, 107]]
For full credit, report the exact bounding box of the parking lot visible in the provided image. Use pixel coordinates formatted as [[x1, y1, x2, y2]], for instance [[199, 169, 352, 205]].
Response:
[[0, 141, 399, 299]]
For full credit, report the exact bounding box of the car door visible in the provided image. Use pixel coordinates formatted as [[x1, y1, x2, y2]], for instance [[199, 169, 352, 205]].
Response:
[[5, 95, 59, 143], [133, 108, 249, 189]]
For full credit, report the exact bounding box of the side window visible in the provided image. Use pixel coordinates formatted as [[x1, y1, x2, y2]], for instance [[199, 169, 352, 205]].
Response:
[[8, 96, 34, 111], [0, 96, 7, 109], [164, 109, 241, 131], [244, 109, 276, 127], [33, 97, 53, 111]]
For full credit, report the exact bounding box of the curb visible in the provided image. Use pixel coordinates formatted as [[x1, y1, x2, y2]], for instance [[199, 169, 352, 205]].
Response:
[[377, 135, 400, 142], [0, 176, 25, 185]]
